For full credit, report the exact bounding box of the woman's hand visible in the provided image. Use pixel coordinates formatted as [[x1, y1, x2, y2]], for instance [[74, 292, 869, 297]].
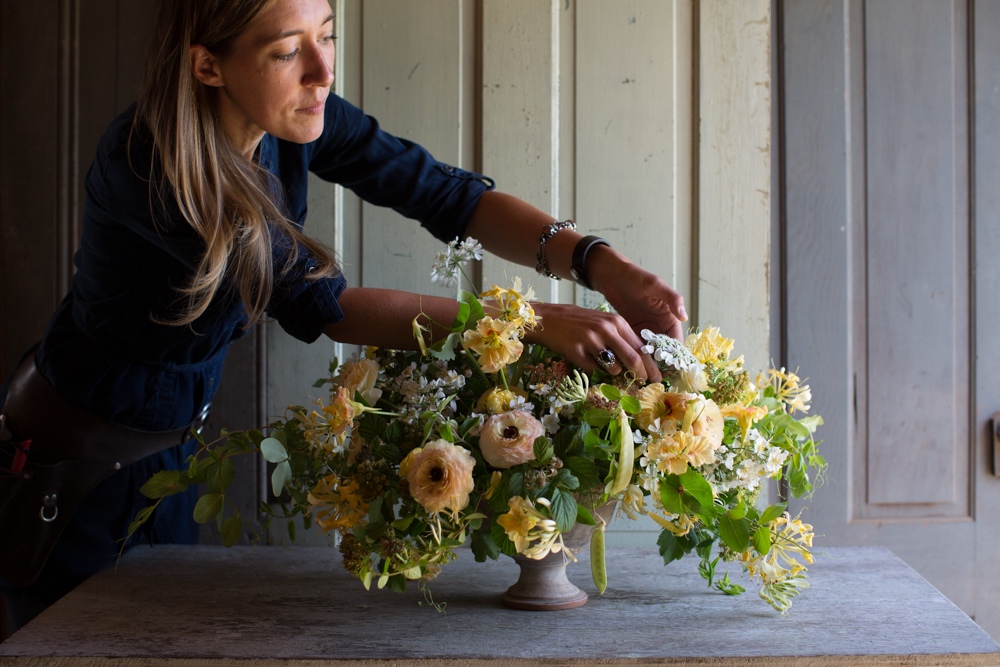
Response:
[[525, 302, 662, 383], [588, 245, 688, 342]]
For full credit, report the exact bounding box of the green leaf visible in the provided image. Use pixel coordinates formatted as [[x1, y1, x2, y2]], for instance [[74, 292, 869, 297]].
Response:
[[205, 457, 235, 494], [471, 529, 501, 562], [193, 493, 224, 524], [126, 504, 158, 537], [583, 409, 612, 429], [718, 514, 751, 552], [620, 395, 642, 415], [726, 499, 748, 521], [428, 332, 461, 361], [657, 529, 694, 564], [220, 514, 242, 547], [139, 470, 189, 500], [458, 290, 486, 330], [271, 460, 292, 497], [549, 488, 578, 534], [752, 525, 772, 555], [533, 437, 554, 466], [599, 384, 622, 402], [758, 502, 788, 526], [260, 437, 288, 463], [660, 470, 715, 518], [575, 504, 596, 526], [553, 468, 580, 491], [565, 456, 601, 490]]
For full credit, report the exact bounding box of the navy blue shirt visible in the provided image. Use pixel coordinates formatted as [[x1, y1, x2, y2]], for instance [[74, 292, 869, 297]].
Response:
[[36, 94, 494, 432]]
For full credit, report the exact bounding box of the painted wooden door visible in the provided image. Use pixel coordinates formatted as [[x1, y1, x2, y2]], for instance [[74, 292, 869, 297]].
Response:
[[781, 0, 1000, 639]]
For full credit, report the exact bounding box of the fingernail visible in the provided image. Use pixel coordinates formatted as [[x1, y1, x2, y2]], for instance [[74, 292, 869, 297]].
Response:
[[678, 306, 689, 321]]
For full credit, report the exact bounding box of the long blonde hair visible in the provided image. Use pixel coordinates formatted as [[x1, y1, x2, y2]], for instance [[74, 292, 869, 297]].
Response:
[[136, 0, 338, 327]]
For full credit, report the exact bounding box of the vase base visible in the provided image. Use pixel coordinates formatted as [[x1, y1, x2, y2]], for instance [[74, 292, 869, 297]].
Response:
[[501, 588, 588, 611], [502, 552, 590, 611]]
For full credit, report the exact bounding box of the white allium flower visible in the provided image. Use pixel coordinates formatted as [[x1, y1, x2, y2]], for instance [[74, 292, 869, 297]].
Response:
[[430, 237, 484, 287]]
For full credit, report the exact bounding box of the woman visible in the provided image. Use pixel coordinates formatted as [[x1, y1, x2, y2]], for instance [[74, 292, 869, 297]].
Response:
[[0, 0, 686, 634]]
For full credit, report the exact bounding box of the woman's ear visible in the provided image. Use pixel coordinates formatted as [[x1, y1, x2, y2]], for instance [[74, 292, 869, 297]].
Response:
[[190, 45, 224, 87]]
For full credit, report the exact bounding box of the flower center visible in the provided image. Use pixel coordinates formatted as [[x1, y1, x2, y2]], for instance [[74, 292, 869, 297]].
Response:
[[429, 466, 445, 482], [502, 425, 519, 439]]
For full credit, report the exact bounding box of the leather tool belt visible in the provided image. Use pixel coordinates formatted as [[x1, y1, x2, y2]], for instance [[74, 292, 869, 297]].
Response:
[[0, 348, 209, 586]]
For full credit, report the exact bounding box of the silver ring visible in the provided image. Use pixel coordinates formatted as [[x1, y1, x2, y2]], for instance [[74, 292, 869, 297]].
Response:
[[595, 348, 616, 369]]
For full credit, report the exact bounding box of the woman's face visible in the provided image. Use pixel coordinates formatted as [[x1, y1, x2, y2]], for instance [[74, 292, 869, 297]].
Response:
[[202, 0, 336, 155]]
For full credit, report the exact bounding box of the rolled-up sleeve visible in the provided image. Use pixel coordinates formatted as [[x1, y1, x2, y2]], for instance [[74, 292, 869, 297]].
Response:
[[306, 95, 495, 243], [266, 231, 348, 343]]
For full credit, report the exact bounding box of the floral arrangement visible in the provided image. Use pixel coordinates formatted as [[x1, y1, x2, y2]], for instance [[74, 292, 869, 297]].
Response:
[[132, 238, 824, 613]]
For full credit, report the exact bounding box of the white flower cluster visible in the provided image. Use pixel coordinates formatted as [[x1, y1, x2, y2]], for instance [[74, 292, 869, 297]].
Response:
[[389, 360, 471, 426], [640, 329, 700, 372], [430, 237, 484, 287], [703, 427, 789, 493]]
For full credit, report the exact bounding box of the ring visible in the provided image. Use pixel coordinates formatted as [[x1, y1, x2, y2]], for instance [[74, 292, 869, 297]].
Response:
[[595, 348, 616, 369]]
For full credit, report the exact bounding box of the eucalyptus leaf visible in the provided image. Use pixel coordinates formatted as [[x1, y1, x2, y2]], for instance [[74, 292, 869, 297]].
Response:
[[271, 460, 292, 497], [260, 437, 289, 463]]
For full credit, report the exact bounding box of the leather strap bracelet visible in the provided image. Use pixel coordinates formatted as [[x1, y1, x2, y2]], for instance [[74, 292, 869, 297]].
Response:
[[570, 235, 611, 291], [535, 220, 576, 279]]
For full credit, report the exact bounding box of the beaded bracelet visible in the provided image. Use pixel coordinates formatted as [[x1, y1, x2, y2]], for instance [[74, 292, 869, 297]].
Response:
[[535, 219, 576, 279]]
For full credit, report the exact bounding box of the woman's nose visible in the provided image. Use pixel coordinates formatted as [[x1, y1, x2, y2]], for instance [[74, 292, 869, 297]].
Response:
[[304, 43, 335, 87]]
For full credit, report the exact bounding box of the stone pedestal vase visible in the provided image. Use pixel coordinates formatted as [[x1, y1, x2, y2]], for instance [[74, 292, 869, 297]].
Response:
[[501, 500, 615, 611]]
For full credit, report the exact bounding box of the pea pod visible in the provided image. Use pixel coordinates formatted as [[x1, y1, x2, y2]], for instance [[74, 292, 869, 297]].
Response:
[[590, 519, 608, 595], [609, 407, 634, 495]]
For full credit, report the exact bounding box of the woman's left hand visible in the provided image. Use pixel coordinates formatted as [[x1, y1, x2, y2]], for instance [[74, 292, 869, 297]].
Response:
[[526, 302, 663, 383], [588, 246, 688, 342]]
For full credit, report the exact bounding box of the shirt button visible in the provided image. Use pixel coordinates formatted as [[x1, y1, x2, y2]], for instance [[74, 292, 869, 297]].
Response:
[[443, 165, 455, 174]]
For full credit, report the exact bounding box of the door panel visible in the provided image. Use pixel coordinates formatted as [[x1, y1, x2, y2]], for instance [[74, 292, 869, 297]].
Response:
[[782, 0, 998, 639]]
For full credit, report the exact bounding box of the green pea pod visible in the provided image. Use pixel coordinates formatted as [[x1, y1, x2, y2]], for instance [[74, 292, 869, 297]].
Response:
[[609, 408, 634, 495], [591, 519, 608, 595]]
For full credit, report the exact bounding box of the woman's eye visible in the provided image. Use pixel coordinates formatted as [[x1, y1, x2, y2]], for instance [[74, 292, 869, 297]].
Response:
[[275, 49, 299, 62], [320, 34, 336, 44]]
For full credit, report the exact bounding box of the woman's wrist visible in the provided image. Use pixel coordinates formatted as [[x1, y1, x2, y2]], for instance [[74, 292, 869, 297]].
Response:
[[585, 243, 625, 294]]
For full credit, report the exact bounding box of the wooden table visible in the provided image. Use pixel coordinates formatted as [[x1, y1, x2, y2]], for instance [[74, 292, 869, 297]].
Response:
[[1, 545, 998, 667]]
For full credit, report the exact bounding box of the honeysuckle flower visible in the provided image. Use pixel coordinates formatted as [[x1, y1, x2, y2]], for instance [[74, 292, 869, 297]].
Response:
[[648, 510, 697, 537], [303, 387, 371, 453], [757, 367, 812, 414], [479, 411, 545, 468], [686, 326, 735, 365], [462, 316, 524, 373], [636, 384, 694, 433], [404, 439, 476, 517], [336, 358, 382, 404], [480, 277, 539, 331], [309, 475, 369, 533], [497, 496, 562, 558]]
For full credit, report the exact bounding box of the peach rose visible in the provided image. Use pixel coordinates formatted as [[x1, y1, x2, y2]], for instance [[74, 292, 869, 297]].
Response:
[[336, 358, 382, 404]]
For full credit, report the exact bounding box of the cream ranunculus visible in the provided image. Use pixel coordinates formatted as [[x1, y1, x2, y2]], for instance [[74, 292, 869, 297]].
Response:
[[476, 386, 529, 415], [479, 410, 545, 469], [405, 440, 476, 517], [336, 358, 382, 404]]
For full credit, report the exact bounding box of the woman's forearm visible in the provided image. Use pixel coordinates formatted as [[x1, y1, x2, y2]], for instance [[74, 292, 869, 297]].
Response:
[[324, 287, 461, 349], [464, 190, 622, 292]]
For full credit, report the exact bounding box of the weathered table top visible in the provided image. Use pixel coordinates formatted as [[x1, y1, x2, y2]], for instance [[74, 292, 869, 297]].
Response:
[[1, 544, 998, 667]]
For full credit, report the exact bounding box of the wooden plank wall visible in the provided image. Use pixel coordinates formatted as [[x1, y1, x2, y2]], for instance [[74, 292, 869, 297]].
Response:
[[0, 1, 773, 551]]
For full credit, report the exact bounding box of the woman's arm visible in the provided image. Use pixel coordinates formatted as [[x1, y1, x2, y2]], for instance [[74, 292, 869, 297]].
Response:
[[465, 191, 689, 342], [325, 286, 663, 382]]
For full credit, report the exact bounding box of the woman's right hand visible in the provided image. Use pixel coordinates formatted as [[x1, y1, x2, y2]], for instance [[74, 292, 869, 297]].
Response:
[[525, 302, 661, 383]]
